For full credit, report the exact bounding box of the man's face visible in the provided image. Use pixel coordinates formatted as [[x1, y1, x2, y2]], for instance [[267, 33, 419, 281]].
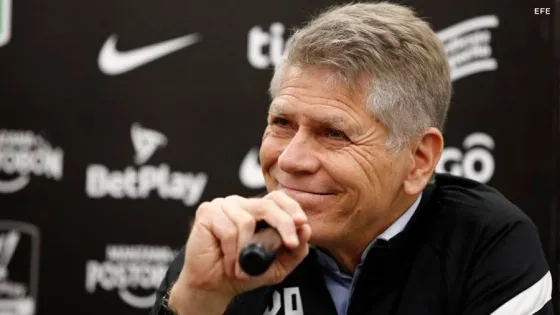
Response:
[[260, 66, 414, 247]]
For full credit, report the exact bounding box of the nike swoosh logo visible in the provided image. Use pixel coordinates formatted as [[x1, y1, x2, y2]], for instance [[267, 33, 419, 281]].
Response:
[[239, 147, 266, 189], [98, 33, 201, 75]]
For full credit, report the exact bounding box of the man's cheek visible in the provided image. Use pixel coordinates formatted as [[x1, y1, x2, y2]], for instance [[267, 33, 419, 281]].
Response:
[[259, 141, 280, 169], [261, 127, 272, 140]]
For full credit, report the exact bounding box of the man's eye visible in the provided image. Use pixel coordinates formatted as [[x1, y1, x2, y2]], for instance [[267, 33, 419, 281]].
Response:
[[326, 129, 348, 139], [272, 118, 290, 126]]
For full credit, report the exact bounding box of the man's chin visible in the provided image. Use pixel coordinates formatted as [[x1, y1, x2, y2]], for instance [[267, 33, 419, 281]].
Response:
[[304, 220, 341, 246], [307, 233, 341, 251]]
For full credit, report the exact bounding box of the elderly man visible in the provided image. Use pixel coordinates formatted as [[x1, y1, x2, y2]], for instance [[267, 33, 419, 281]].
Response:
[[150, 2, 553, 315]]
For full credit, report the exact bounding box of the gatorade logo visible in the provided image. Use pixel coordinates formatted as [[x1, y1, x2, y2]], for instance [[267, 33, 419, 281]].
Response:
[[0, 0, 12, 47]]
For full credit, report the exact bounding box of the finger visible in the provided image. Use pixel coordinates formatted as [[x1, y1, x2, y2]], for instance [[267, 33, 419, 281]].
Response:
[[264, 191, 308, 226], [207, 198, 238, 279], [222, 196, 257, 280], [278, 223, 312, 269], [263, 223, 312, 285], [241, 198, 300, 249], [297, 223, 312, 244]]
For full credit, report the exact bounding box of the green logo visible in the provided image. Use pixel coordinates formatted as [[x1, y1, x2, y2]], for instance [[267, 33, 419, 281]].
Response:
[[0, 0, 12, 47]]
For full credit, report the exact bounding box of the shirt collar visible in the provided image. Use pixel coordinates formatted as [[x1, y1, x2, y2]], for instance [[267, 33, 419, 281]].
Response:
[[314, 193, 423, 275], [377, 192, 423, 241]]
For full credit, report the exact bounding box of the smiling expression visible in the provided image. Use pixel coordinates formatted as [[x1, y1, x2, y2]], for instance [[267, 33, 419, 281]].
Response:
[[260, 66, 414, 247]]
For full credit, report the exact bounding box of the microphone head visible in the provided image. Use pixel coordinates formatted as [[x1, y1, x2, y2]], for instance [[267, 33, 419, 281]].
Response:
[[239, 243, 276, 276]]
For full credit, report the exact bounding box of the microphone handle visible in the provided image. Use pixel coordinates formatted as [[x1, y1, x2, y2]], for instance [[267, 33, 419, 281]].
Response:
[[238, 222, 283, 276]]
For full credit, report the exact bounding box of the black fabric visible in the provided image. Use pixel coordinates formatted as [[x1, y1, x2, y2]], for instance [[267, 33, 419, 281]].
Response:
[[149, 245, 184, 315], [536, 301, 555, 314], [150, 173, 553, 315]]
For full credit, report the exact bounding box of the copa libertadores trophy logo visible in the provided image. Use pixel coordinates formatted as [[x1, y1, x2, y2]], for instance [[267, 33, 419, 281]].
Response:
[[0, 0, 12, 47], [0, 221, 40, 315]]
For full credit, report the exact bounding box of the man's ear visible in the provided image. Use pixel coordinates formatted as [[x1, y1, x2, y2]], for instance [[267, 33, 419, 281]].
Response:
[[403, 127, 444, 195]]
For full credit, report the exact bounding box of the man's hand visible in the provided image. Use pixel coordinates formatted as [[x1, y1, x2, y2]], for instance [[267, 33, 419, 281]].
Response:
[[168, 191, 312, 315]]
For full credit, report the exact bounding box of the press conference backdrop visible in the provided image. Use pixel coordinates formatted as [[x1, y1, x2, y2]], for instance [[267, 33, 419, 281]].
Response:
[[0, 0, 556, 314]]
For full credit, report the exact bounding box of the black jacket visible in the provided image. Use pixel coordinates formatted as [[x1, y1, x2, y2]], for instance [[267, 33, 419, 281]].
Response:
[[150, 174, 554, 315]]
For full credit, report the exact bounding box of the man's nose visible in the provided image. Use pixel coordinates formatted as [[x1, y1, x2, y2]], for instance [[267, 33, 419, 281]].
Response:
[[277, 130, 320, 174]]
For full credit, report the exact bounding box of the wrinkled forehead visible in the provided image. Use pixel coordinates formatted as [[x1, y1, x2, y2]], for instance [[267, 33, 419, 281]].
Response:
[[268, 65, 377, 126], [272, 64, 372, 102], [268, 103, 351, 124], [268, 99, 369, 136]]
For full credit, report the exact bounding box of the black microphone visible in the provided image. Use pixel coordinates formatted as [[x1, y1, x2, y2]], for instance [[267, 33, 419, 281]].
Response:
[[238, 222, 283, 276]]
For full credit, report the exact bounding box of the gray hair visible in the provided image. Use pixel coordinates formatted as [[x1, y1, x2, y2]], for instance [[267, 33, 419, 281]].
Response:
[[269, 2, 452, 152]]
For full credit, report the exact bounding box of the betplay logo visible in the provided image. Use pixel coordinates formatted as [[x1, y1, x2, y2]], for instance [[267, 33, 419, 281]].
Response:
[[85, 123, 208, 206]]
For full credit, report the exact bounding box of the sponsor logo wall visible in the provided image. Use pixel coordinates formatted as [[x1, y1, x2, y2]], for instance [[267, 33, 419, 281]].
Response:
[[0, 0, 556, 314]]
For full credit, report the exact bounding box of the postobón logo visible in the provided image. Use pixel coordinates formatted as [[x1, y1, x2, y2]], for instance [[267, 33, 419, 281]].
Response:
[[0, 221, 40, 315], [0, 129, 64, 193], [0, 0, 12, 47], [247, 22, 288, 69], [436, 15, 499, 82], [85, 123, 208, 206], [436, 132, 495, 184], [85, 244, 178, 309]]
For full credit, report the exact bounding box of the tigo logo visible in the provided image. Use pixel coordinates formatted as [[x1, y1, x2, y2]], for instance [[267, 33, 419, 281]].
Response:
[[247, 22, 288, 69], [436, 132, 495, 184]]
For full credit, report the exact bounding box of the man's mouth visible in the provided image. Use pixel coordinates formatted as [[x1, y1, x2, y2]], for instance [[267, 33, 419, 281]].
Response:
[[278, 185, 335, 195]]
